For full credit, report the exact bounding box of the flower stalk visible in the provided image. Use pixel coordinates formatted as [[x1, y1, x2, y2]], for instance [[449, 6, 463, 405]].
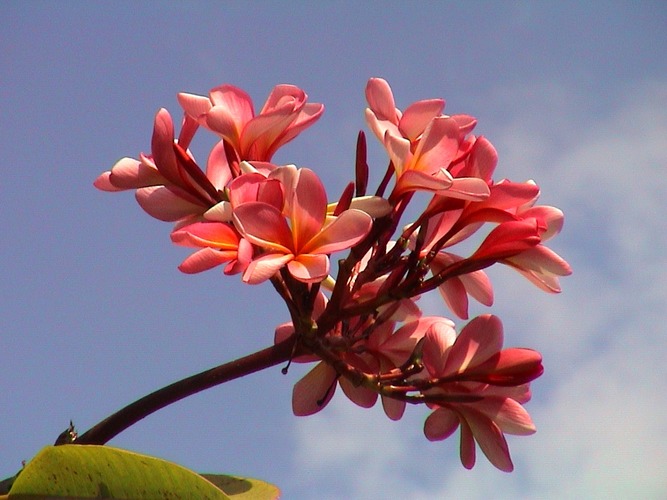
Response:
[[72, 337, 297, 446]]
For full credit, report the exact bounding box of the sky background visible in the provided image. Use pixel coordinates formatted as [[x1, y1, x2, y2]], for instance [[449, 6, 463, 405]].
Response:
[[2, 2, 666, 498]]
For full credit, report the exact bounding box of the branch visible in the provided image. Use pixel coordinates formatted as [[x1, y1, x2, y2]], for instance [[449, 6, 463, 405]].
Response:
[[73, 337, 297, 445]]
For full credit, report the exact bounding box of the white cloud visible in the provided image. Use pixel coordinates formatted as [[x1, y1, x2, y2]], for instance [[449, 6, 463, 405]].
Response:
[[288, 80, 667, 499]]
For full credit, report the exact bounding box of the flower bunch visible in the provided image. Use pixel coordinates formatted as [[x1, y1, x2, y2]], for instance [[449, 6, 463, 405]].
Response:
[[95, 78, 570, 472]]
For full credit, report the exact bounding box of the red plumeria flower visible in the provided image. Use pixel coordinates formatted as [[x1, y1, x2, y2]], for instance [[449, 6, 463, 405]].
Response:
[[233, 166, 373, 283], [420, 315, 542, 472], [178, 84, 324, 162]]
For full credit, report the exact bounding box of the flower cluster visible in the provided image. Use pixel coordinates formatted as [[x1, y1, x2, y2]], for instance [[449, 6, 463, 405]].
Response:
[[95, 78, 571, 472]]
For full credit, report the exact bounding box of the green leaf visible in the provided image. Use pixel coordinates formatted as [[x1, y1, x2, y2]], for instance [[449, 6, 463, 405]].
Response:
[[201, 474, 280, 499], [8, 445, 230, 499]]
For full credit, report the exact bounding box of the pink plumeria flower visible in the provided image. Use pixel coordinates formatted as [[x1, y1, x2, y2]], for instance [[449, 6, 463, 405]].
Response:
[[365, 78, 489, 201], [274, 294, 380, 415], [233, 166, 373, 284], [384, 117, 491, 201], [440, 179, 571, 292], [419, 179, 570, 316], [501, 187, 572, 291], [421, 315, 542, 472], [178, 84, 324, 162], [94, 109, 230, 223], [365, 77, 445, 145], [284, 313, 442, 421]]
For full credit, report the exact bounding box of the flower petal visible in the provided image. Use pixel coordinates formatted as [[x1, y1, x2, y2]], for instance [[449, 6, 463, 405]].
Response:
[[459, 418, 476, 469], [150, 109, 181, 186], [302, 209, 372, 255], [135, 186, 205, 221], [292, 362, 338, 416], [288, 254, 329, 283], [206, 140, 232, 191], [382, 396, 406, 421], [233, 202, 293, 253], [437, 277, 470, 319], [424, 407, 460, 441], [399, 98, 445, 141], [291, 168, 327, 249], [176, 247, 236, 274], [93, 171, 124, 192], [171, 221, 240, 250], [340, 377, 378, 409], [365, 77, 397, 122], [107, 157, 165, 189], [469, 397, 537, 436], [459, 407, 513, 472], [242, 253, 294, 284], [177, 92, 213, 124], [383, 133, 412, 176], [444, 314, 503, 374], [422, 318, 458, 377]]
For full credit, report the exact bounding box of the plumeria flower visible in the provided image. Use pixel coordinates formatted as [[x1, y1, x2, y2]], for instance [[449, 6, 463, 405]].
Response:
[[365, 77, 445, 145], [178, 84, 324, 162], [432, 179, 571, 292], [420, 315, 542, 472], [94, 109, 230, 223], [384, 116, 491, 200], [278, 306, 439, 421], [501, 187, 572, 291], [365, 78, 489, 201], [419, 178, 570, 316], [233, 166, 373, 283]]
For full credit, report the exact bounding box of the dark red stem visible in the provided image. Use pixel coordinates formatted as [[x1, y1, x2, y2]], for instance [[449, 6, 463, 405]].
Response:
[[73, 337, 296, 445]]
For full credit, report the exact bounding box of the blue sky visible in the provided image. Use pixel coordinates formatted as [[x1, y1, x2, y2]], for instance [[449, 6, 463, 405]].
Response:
[[2, 2, 666, 498]]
